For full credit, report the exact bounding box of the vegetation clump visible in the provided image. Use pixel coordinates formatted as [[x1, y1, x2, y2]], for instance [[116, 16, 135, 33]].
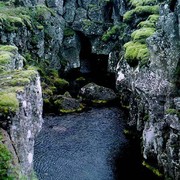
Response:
[[131, 27, 155, 43], [123, 5, 159, 23], [128, 0, 157, 7], [0, 133, 13, 179], [124, 41, 150, 67], [138, 14, 159, 28], [123, 0, 160, 67], [64, 27, 75, 37]]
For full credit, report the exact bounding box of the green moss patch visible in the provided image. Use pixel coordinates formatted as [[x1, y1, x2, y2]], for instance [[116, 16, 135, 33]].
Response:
[[0, 51, 13, 65], [129, 0, 157, 7], [123, 0, 159, 67], [102, 24, 127, 42], [0, 45, 18, 53], [124, 41, 150, 67], [59, 105, 84, 114], [138, 14, 159, 28], [0, 92, 18, 113], [92, 100, 108, 104], [102, 25, 120, 42], [123, 5, 159, 23], [131, 27, 155, 43], [0, 5, 55, 32], [0, 136, 13, 179], [64, 27, 75, 37], [0, 69, 38, 114]]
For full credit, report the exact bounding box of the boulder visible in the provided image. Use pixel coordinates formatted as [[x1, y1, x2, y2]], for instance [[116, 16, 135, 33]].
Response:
[[54, 92, 84, 113], [79, 83, 117, 104]]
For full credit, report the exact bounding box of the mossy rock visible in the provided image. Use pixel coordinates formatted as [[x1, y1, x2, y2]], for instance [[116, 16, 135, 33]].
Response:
[[0, 45, 18, 53], [92, 100, 108, 104], [0, 69, 38, 114], [54, 95, 85, 114], [102, 25, 120, 42], [102, 24, 127, 42], [124, 41, 150, 67], [129, 0, 157, 7], [165, 108, 179, 115], [0, 137, 13, 179], [123, 5, 159, 23], [54, 78, 69, 89], [75, 77, 86, 82], [131, 27, 155, 43], [0, 51, 13, 66], [0, 92, 19, 114], [138, 14, 159, 28]]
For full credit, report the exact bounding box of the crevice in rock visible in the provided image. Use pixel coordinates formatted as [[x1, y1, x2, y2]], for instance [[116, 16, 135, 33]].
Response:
[[175, 58, 180, 95], [104, 1, 113, 23], [169, 0, 177, 12], [61, 31, 116, 97], [78, 32, 116, 89]]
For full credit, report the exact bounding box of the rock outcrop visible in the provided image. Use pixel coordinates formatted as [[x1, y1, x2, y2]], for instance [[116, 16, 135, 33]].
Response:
[[116, 1, 180, 179], [79, 83, 117, 104], [0, 45, 43, 178]]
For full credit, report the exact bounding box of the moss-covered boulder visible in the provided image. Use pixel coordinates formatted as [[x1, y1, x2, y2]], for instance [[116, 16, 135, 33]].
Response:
[[79, 82, 117, 104], [54, 92, 84, 114]]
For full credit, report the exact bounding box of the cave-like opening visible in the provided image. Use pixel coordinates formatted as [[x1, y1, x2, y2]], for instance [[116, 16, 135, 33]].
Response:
[[62, 32, 116, 97], [78, 32, 116, 90], [104, 1, 114, 23]]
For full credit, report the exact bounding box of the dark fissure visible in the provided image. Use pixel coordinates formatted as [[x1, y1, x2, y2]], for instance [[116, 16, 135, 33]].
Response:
[[104, 1, 113, 22], [62, 32, 116, 97]]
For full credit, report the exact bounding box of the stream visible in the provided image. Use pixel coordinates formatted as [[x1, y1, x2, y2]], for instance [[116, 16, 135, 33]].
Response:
[[34, 107, 163, 180]]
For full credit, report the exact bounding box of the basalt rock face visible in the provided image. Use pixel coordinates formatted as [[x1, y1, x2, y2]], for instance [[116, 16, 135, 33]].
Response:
[[116, 1, 180, 179], [0, 45, 43, 178], [10, 71, 43, 177]]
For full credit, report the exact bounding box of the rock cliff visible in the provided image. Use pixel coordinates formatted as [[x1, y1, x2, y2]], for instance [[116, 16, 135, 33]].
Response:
[[116, 1, 180, 179], [0, 45, 43, 178]]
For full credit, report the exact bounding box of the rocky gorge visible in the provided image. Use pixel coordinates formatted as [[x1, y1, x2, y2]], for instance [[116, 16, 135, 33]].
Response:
[[0, 0, 179, 179]]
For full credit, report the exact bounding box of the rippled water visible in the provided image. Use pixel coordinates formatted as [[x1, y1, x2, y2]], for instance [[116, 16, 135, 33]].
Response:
[[34, 107, 164, 180], [34, 107, 128, 180]]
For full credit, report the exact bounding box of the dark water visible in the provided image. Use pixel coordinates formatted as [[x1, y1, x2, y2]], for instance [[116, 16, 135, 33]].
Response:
[[34, 107, 163, 180]]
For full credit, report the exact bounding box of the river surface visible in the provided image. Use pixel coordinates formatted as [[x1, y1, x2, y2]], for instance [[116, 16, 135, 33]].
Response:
[[34, 107, 163, 180]]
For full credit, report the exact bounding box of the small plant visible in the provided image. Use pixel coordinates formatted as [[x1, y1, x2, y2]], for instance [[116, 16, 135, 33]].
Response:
[[102, 25, 120, 42], [64, 27, 75, 37], [102, 24, 127, 42], [142, 161, 163, 177], [165, 108, 178, 115]]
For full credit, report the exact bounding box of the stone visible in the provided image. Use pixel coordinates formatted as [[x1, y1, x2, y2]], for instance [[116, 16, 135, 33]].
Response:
[[79, 82, 117, 103], [54, 92, 84, 113]]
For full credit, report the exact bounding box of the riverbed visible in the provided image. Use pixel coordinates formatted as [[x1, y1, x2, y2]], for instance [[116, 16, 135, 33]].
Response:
[[34, 107, 163, 180]]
